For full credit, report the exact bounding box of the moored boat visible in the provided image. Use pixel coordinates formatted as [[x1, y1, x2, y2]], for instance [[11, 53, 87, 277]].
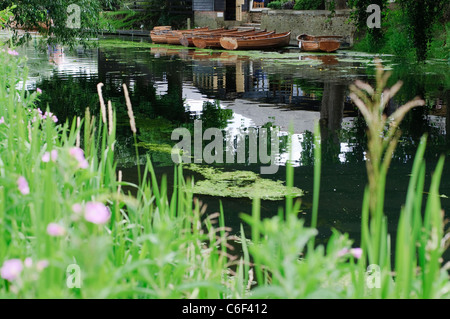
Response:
[[151, 26, 209, 45], [153, 26, 172, 31], [179, 28, 234, 47], [150, 32, 169, 44], [297, 34, 342, 53], [220, 31, 291, 50], [165, 27, 210, 45], [192, 29, 274, 49]]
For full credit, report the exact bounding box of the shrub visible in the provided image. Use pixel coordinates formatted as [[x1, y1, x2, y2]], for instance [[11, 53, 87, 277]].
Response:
[[267, 1, 282, 9], [282, 1, 296, 9], [294, 0, 325, 10]]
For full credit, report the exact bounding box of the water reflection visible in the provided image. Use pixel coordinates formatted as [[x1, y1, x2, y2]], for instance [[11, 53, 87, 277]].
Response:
[[20, 39, 448, 169]]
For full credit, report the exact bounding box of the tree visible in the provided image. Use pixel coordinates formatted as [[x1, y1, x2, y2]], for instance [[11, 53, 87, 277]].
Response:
[[0, 0, 115, 47], [396, 0, 448, 61]]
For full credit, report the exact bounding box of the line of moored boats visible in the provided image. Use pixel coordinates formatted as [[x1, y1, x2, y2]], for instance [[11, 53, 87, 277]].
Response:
[[150, 26, 342, 52]]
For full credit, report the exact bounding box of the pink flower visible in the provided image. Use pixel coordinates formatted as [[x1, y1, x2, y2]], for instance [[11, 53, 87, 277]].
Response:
[[36, 88, 42, 94], [70, 147, 89, 169], [350, 248, 363, 259], [338, 248, 363, 259], [7, 49, 19, 56], [36, 260, 49, 272], [23, 258, 48, 272], [84, 202, 111, 225], [0, 116, 4, 124], [72, 203, 83, 214], [51, 150, 58, 161], [337, 248, 349, 258], [42, 150, 58, 163], [1, 259, 23, 281], [41, 111, 58, 123], [17, 176, 30, 195], [42, 152, 51, 163], [69, 147, 84, 160], [46, 223, 66, 237]]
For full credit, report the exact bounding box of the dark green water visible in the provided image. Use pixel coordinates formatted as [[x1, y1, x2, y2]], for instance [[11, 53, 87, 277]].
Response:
[[12, 34, 450, 255]]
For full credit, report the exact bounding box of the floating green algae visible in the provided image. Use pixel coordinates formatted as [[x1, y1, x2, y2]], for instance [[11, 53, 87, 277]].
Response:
[[98, 39, 189, 50], [184, 164, 304, 201]]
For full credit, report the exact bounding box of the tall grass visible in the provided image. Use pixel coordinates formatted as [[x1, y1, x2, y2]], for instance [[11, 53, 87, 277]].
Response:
[[0, 22, 449, 298], [0, 44, 239, 298]]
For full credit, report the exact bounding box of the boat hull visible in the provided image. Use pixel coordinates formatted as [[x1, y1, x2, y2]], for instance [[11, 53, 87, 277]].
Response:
[[151, 27, 209, 45], [192, 30, 271, 49], [220, 32, 291, 50], [150, 33, 169, 44], [297, 34, 341, 53], [179, 28, 228, 47]]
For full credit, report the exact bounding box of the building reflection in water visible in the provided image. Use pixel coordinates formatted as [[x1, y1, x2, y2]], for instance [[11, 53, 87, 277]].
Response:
[[34, 44, 448, 167]]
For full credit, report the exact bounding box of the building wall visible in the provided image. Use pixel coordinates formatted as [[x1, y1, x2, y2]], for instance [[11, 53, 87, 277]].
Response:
[[261, 9, 356, 46], [193, 0, 252, 28], [194, 11, 251, 28], [193, 0, 214, 11], [193, 0, 250, 11]]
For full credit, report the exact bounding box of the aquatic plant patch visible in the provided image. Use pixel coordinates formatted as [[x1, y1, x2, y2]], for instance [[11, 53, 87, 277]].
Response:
[[184, 164, 304, 201]]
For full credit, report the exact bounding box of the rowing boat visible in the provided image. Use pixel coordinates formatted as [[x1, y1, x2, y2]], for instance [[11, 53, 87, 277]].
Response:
[[179, 28, 236, 47], [151, 27, 209, 44], [150, 31, 170, 44], [153, 26, 172, 31], [297, 34, 342, 52], [165, 27, 210, 45], [192, 30, 274, 49], [220, 31, 291, 50]]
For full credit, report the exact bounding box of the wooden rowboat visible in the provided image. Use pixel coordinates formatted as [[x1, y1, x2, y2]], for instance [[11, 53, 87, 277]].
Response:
[[150, 26, 174, 44], [151, 27, 209, 44], [220, 31, 291, 50], [192, 29, 274, 49], [166, 32, 184, 45], [150, 32, 169, 44], [180, 28, 236, 47], [153, 26, 172, 31], [165, 27, 210, 45], [297, 34, 342, 53]]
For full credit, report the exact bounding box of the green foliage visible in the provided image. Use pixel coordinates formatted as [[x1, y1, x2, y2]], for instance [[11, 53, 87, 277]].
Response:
[[0, 5, 15, 29], [0, 42, 235, 298], [348, 0, 389, 51], [139, 0, 190, 30], [396, 0, 448, 61], [349, 60, 450, 298], [294, 0, 325, 10], [267, 1, 283, 9], [261, 0, 326, 10], [241, 213, 356, 298], [99, 10, 141, 31], [0, 0, 105, 48], [199, 101, 233, 130], [382, 10, 415, 59], [350, 1, 448, 61]]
